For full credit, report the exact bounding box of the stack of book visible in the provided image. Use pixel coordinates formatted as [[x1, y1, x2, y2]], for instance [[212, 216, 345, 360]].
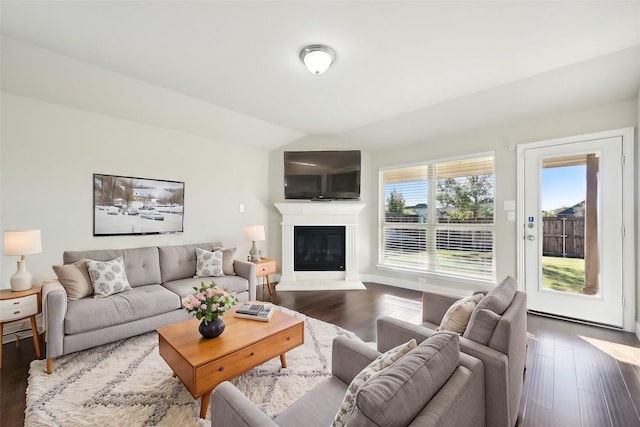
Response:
[[234, 303, 275, 322]]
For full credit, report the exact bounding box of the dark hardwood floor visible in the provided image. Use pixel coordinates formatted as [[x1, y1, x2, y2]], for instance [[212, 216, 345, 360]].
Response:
[[2, 282, 639, 426]]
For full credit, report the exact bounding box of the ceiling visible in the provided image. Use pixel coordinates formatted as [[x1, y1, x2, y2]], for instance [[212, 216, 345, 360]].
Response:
[[1, 1, 640, 151]]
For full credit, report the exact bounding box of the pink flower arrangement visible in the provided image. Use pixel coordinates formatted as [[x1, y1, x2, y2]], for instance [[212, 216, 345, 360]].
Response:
[[182, 281, 238, 322]]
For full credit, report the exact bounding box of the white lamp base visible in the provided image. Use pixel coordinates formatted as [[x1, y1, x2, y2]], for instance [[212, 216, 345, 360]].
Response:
[[11, 259, 33, 292]]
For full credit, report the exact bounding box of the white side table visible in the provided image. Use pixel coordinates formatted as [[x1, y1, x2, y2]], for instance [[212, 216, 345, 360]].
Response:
[[0, 285, 42, 368]]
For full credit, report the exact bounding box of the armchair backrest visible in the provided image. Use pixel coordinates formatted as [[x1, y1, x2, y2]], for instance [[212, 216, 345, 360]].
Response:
[[462, 276, 527, 427]]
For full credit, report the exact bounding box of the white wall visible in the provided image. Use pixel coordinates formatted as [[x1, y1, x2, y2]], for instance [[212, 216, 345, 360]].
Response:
[[637, 88, 640, 333], [1, 94, 270, 289]]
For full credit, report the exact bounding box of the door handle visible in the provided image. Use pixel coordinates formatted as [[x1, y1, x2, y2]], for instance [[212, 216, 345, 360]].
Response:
[[526, 235, 535, 241]]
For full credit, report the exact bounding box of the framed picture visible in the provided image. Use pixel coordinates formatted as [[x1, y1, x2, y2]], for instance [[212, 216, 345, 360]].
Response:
[[93, 173, 185, 236]]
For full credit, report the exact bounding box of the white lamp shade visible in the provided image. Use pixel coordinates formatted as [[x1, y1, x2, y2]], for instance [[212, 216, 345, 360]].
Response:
[[4, 229, 42, 256], [244, 225, 266, 242]]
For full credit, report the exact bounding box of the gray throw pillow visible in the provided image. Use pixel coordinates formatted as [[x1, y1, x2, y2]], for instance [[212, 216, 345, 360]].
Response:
[[332, 339, 417, 427], [475, 276, 517, 315], [351, 332, 460, 427], [463, 276, 517, 344]]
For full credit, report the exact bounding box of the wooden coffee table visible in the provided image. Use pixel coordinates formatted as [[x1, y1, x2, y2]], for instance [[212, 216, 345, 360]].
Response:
[[157, 305, 304, 418]]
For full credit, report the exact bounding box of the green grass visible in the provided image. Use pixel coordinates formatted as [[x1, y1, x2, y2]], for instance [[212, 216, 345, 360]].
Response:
[[542, 256, 585, 293]]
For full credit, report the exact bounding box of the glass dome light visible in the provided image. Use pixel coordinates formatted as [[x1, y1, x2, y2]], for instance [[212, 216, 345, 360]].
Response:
[[300, 45, 336, 75]]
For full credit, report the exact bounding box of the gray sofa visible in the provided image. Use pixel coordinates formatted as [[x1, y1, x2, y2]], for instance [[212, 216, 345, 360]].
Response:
[[376, 277, 527, 427], [210, 333, 485, 427], [43, 242, 256, 374]]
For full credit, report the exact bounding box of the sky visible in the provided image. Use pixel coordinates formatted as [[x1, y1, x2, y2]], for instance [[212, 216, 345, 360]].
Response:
[[541, 165, 586, 212]]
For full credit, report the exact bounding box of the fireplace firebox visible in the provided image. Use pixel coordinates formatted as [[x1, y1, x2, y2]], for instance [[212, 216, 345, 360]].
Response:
[[294, 226, 345, 271]]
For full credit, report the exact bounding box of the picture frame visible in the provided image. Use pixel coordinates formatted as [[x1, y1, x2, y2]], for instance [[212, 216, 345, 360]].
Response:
[[93, 173, 185, 236]]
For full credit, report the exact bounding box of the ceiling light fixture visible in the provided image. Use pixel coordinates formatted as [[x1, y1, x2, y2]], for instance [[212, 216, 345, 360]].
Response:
[[300, 45, 335, 75]]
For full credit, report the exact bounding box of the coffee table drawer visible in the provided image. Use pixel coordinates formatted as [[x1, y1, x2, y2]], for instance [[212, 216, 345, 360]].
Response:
[[195, 323, 304, 395]]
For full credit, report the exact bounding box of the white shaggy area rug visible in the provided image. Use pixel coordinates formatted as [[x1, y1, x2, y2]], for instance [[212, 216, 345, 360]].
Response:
[[25, 307, 360, 427]]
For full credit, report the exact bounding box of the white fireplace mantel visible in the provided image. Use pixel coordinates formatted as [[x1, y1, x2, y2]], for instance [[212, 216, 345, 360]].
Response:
[[275, 202, 365, 288]]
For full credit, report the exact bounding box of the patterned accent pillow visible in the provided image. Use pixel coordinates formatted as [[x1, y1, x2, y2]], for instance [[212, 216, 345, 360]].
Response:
[[195, 247, 224, 277], [331, 339, 417, 427], [86, 257, 132, 298]]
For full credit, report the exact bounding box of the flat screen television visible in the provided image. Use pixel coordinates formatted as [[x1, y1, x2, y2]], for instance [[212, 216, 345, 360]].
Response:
[[284, 150, 361, 200], [93, 173, 185, 236]]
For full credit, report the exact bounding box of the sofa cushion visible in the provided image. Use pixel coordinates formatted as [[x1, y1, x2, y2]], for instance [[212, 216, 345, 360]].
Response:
[[64, 285, 180, 334], [195, 247, 224, 278], [163, 276, 249, 300], [437, 293, 484, 334], [86, 257, 132, 298], [332, 339, 417, 426], [64, 247, 161, 287], [349, 332, 460, 427], [158, 243, 220, 282], [52, 259, 93, 301]]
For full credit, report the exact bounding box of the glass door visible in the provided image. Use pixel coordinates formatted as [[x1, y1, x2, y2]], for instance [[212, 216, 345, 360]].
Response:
[[521, 137, 624, 327]]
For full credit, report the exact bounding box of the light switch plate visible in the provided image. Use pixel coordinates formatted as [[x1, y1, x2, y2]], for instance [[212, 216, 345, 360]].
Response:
[[503, 200, 516, 211]]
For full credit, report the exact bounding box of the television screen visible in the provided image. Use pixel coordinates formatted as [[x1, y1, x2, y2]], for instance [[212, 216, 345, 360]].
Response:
[[284, 150, 361, 200], [93, 174, 185, 236]]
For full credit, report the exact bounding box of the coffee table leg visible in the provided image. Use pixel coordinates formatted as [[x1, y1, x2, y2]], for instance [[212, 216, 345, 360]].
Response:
[[280, 353, 287, 368], [200, 392, 211, 418]]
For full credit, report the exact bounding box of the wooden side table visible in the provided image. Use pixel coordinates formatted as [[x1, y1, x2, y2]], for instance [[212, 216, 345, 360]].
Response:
[[0, 285, 42, 368], [253, 258, 277, 295]]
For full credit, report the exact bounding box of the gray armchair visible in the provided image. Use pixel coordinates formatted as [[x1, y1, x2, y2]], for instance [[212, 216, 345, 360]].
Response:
[[211, 333, 485, 427], [377, 276, 527, 427]]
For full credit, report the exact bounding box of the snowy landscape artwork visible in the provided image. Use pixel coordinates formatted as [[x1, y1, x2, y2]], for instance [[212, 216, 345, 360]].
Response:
[[93, 174, 185, 236]]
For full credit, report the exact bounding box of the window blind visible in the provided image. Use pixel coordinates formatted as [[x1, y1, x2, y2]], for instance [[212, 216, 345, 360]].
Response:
[[380, 155, 495, 281]]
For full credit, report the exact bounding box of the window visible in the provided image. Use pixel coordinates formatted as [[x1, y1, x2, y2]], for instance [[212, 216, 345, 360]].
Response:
[[380, 154, 495, 281]]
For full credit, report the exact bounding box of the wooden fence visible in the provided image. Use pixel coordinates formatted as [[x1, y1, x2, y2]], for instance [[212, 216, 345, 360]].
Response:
[[542, 217, 584, 258]]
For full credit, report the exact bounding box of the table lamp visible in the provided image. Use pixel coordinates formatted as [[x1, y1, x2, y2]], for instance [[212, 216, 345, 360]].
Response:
[[244, 225, 265, 262], [4, 229, 42, 291]]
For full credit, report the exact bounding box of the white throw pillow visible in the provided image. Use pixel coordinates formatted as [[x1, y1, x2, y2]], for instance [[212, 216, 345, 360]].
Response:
[[331, 339, 417, 427], [86, 257, 132, 298], [436, 293, 484, 334], [195, 247, 224, 277]]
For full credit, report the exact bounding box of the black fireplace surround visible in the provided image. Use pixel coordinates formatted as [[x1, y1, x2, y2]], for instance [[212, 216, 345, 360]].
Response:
[[294, 226, 346, 271]]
